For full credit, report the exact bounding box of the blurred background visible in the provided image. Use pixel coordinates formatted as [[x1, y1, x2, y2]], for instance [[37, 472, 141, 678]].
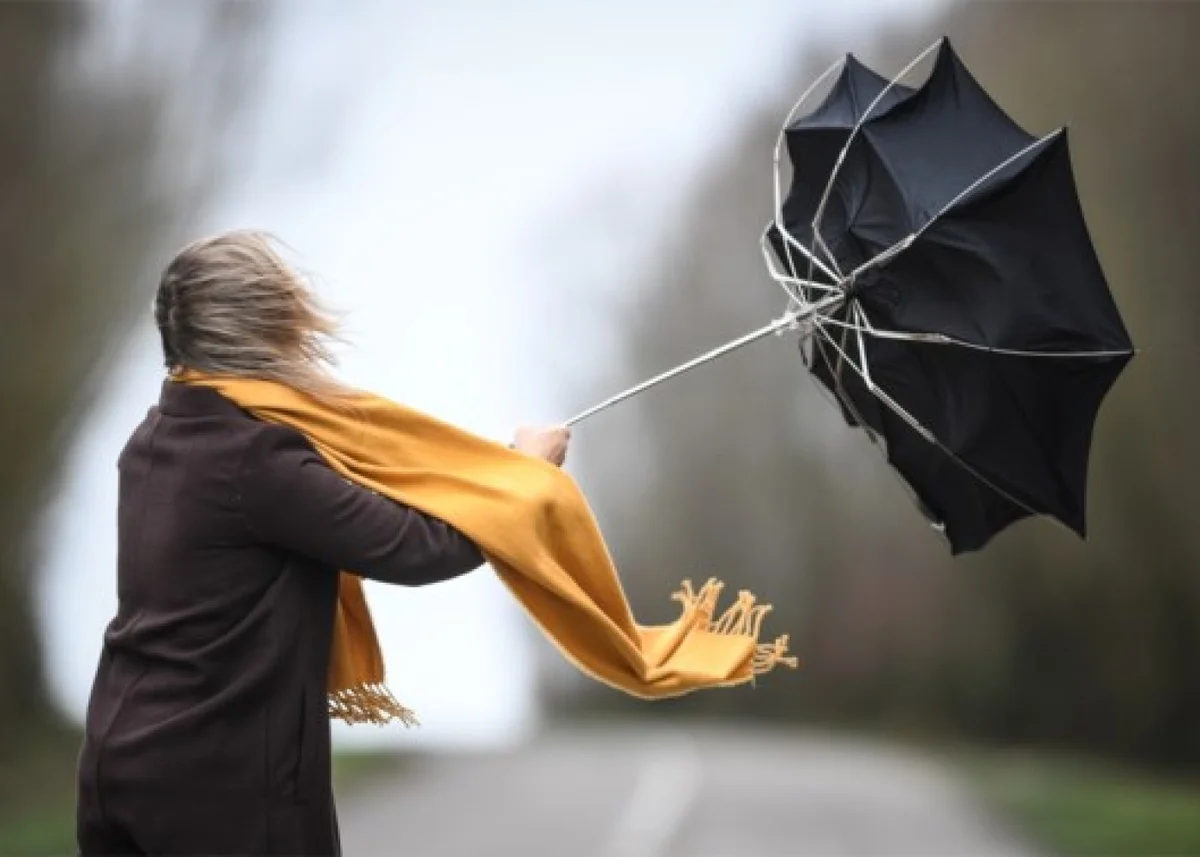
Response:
[[2, 1, 1197, 854]]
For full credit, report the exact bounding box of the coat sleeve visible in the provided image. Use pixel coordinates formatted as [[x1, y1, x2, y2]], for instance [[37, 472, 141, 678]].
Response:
[[237, 423, 486, 586]]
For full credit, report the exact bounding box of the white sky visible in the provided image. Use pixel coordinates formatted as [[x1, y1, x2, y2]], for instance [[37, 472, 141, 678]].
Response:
[[36, 0, 949, 750]]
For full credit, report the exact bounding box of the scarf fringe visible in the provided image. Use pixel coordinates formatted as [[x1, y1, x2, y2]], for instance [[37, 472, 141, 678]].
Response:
[[673, 577, 801, 676], [328, 682, 420, 727]]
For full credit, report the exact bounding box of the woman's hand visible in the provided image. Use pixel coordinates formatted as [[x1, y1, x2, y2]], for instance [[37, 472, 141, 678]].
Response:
[[512, 425, 571, 466]]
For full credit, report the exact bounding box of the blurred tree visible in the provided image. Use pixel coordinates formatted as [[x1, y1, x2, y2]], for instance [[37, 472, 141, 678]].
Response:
[[920, 0, 1200, 770], [0, 0, 272, 769], [563, 0, 1200, 770]]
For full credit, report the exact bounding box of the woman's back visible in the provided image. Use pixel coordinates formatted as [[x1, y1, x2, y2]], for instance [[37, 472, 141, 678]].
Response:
[[79, 380, 343, 854]]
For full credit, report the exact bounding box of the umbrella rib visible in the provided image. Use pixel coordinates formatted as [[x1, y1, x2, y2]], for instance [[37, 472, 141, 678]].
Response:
[[917, 129, 1065, 238], [774, 224, 841, 284], [814, 323, 932, 441], [771, 54, 847, 226], [810, 301, 890, 449], [814, 231, 844, 280], [805, 322, 946, 541], [852, 301, 875, 391], [829, 317, 854, 417], [810, 321, 1045, 524], [760, 230, 842, 306], [840, 130, 1063, 289], [770, 55, 848, 289], [806, 37, 944, 287], [819, 306, 1133, 359], [761, 240, 807, 307], [809, 317, 874, 441]]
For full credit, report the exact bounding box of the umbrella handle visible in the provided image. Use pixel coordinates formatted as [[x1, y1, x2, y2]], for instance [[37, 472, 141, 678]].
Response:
[[563, 294, 842, 427]]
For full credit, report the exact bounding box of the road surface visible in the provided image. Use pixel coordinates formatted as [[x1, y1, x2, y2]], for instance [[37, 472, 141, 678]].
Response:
[[338, 724, 1041, 857]]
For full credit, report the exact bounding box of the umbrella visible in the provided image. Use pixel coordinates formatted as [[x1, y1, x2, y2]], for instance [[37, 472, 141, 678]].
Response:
[[567, 37, 1134, 554]]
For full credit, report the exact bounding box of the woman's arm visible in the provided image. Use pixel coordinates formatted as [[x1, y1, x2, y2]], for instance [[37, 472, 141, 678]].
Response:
[[237, 425, 484, 586]]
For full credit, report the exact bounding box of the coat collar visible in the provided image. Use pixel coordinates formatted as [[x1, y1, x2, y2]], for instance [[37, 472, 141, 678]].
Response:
[[157, 377, 249, 419]]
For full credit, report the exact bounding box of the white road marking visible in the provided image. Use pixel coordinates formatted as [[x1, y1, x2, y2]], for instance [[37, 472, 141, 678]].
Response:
[[600, 734, 702, 857]]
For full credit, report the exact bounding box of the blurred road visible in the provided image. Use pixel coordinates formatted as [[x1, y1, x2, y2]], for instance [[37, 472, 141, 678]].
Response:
[[338, 724, 1041, 857]]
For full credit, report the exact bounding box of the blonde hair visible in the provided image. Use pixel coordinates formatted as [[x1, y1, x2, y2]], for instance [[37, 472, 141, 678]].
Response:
[[154, 230, 351, 399]]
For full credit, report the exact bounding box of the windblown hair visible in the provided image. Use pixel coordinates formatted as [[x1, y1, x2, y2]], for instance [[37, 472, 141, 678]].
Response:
[[154, 230, 351, 399]]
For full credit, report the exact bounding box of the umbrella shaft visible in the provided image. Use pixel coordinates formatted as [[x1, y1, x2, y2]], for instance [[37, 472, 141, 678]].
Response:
[[564, 294, 843, 427]]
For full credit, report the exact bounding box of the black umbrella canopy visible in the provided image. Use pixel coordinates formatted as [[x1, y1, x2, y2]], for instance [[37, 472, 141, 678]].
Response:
[[768, 55, 913, 276], [771, 38, 1134, 553]]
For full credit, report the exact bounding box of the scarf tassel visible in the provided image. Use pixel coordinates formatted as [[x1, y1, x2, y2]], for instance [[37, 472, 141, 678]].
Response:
[[328, 682, 420, 727], [673, 577, 801, 677]]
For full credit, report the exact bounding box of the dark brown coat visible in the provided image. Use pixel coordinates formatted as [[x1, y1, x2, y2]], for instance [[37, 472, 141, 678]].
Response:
[[76, 380, 484, 856]]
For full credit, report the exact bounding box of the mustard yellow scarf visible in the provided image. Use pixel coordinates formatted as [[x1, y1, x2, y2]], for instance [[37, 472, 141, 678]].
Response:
[[179, 372, 798, 724]]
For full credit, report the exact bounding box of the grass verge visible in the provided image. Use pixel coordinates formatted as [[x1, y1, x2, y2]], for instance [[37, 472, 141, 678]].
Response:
[[964, 749, 1200, 856], [0, 722, 80, 857]]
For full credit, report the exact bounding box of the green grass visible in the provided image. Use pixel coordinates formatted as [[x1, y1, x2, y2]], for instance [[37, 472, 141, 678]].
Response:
[[0, 803, 76, 857], [966, 750, 1200, 857], [0, 722, 80, 857]]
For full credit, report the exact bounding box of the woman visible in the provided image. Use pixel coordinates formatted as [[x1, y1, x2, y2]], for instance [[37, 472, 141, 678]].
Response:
[[76, 230, 570, 856]]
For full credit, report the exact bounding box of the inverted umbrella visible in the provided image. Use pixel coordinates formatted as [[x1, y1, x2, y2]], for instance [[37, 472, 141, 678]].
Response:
[[567, 38, 1134, 554]]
